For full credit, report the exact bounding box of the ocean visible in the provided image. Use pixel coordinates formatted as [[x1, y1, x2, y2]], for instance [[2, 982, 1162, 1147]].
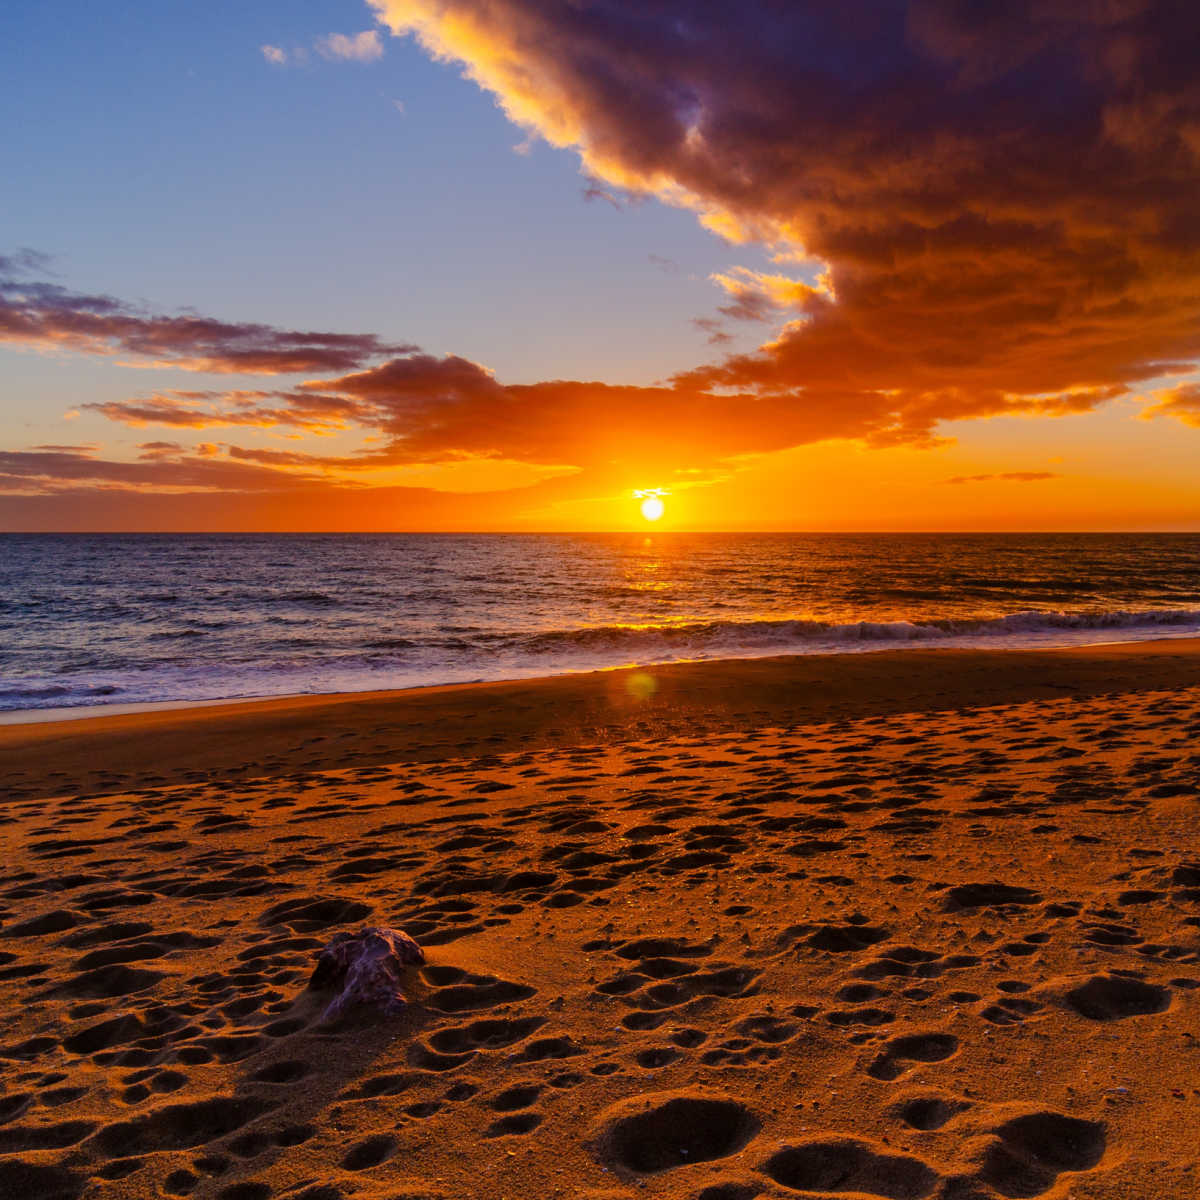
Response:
[[2, 532, 1198, 716]]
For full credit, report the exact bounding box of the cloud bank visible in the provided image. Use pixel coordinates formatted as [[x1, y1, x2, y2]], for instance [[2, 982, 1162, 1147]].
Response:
[[372, 0, 1200, 445], [0, 257, 412, 374]]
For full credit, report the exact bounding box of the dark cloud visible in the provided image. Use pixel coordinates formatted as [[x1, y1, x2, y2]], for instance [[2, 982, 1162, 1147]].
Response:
[[376, 0, 1200, 439], [0, 249, 55, 277], [0, 259, 412, 374], [85, 390, 370, 431], [582, 180, 625, 208], [691, 316, 733, 345], [944, 471, 1061, 485], [302, 354, 503, 407], [0, 446, 327, 494]]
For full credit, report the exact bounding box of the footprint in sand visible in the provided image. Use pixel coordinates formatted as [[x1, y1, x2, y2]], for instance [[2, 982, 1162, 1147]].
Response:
[[1064, 973, 1172, 1020], [763, 1137, 939, 1199], [590, 1093, 760, 1176], [867, 1032, 960, 1081]]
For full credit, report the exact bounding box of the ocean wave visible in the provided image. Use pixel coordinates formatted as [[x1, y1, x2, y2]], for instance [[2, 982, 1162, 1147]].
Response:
[[509, 607, 1200, 657], [0, 684, 72, 701], [274, 591, 338, 606], [3, 605, 1197, 715], [0, 683, 121, 703]]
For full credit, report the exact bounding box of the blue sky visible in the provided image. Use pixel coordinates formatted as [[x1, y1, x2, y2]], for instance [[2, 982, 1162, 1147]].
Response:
[[2, 0, 768, 390]]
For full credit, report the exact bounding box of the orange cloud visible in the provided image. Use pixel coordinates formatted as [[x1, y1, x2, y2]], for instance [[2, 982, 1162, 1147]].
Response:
[[86, 390, 368, 432], [1142, 383, 1200, 428], [372, 0, 1200, 443]]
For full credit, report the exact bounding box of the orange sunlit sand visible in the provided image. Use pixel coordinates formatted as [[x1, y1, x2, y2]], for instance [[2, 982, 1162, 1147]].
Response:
[[3, 641, 1200, 1197]]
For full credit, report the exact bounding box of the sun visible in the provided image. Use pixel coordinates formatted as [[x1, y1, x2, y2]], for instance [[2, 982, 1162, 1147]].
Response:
[[640, 495, 665, 522], [634, 488, 668, 522]]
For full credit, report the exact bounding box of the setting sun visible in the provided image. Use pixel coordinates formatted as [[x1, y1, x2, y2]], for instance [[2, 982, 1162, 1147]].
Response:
[[634, 488, 668, 522]]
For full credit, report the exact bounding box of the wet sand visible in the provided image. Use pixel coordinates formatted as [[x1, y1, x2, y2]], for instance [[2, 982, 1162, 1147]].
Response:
[[1, 641, 1198, 1199]]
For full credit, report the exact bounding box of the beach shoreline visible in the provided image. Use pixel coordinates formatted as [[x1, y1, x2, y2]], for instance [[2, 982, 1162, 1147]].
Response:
[[5, 625, 1200, 729], [2, 636, 1199, 801]]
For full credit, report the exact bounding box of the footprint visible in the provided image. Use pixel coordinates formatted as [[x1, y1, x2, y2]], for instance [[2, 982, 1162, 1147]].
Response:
[[250, 1060, 310, 1084], [867, 1033, 959, 1081], [0, 1120, 96, 1152], [60, 920, 154, 948], [509, 1036, 583, 1064], [806, 924, 891, 953], [695, 1182, 763, 1200], [976, 1111, 1105, 1196], [943, 882, 1042, 910], [488, 1083, 541, 1111], [484, 1112, 542, 1137], [258, 896, 372, 930], [828, 1007, 894, 1027], [429, 1016, 545, 1053], [613, 937, 714, 960], [591, 1093, 760, 1176], [1064, 974, 1171, 1021], [90, 1096, 275, 1155], [343, 1133, 397, 1170], [763, 1138, 939, 1198], [735, 1015, 796, 1044], [625, 966, 760, 1013], [2, 910, 82, 938], [59, 964, 165, 998], [216, 1183, 271, 1200], [0, 1161, 84, 1200], [890, 1093, 972, 1131], [635, 1047, 680, 1069], [426, 973, 536, 1014], [980, 997, 1043, 1026]]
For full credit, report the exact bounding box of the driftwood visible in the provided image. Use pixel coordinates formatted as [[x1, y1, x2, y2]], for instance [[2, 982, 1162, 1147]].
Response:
[[309, 927, 425, 1021]]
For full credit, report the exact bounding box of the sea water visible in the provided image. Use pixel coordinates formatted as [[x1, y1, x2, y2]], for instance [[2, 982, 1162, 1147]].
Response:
[[2, 532, 1198, 714]]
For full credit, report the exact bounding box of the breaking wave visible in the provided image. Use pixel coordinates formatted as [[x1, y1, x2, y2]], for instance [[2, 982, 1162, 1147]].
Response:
[[509, 607, 1200, 659], [3, 533, 1198, 714]]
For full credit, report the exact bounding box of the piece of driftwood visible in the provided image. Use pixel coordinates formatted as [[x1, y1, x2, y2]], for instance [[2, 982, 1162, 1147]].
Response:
[[309, 927, 425, 1021]]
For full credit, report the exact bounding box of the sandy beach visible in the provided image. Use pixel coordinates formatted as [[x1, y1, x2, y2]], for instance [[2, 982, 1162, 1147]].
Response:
[[2, 641, 1199, 1200]]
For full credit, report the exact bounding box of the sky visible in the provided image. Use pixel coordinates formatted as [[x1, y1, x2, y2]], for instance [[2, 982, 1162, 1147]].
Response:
[[2, 0, 1200, 531]]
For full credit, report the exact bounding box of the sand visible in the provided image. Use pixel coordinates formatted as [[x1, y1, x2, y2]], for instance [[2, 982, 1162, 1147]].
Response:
[[1, 641, 1198, 1200]]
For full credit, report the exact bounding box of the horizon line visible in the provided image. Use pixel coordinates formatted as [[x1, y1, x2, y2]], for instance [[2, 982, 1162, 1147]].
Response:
[[2, 529, 1198, 537]]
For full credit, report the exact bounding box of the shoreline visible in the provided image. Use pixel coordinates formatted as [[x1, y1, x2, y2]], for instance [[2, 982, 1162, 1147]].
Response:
[[3, 636, 1198, 801], [4, 625, 1200, 729]]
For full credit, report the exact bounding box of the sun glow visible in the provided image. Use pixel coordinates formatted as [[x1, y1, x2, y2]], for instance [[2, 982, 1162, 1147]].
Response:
[[634, 488, 668, 522]]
